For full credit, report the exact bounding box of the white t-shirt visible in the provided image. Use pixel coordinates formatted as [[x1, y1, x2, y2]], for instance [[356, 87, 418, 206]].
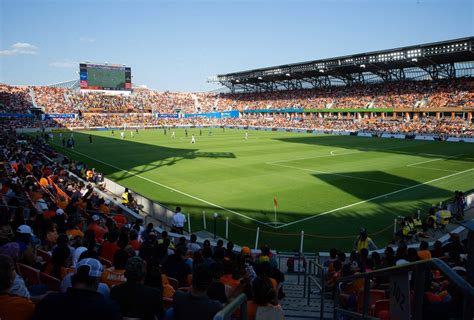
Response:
[[172, 212, 186, 228]]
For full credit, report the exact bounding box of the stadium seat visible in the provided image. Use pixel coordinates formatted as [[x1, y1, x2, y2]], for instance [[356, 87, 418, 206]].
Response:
[[37, 249, 51, 263], [98, 257, 112, 268], [373, 299, 390, 318], [356, 289, 386, 314], [17, 263, 40, 287], [39, 272, 61, 291], [167, 277, 179, 290]]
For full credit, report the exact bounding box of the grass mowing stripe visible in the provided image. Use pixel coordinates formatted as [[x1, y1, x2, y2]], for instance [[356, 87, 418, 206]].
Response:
[[51, 143, 271, 227], [267, 162, 411, 187], [275, 167, 474, 229]]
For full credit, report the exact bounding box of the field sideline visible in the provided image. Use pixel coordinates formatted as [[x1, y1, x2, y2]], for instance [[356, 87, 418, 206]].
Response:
[[50, 128, 474, 251]]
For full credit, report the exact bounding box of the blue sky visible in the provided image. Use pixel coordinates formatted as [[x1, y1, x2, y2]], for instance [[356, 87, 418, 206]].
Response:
[[0, 0, 472, 91]]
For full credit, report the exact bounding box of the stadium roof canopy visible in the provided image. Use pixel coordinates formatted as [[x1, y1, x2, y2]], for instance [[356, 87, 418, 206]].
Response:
[[210, 37, 474, 93]]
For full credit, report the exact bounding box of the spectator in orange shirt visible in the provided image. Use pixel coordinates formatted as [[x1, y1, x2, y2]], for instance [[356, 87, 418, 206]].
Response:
[[0, 255, 35, 320], [101, 249, 128, 288], [246, 276, 284, 320], [417, 241, 432, 260], [88, 215, 108, 243], [100, 230, 120, 263], [128, 229, 140, 251]]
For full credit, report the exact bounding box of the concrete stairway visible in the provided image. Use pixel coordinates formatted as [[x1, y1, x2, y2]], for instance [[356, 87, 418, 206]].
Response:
[[280, 274, 334, 320]]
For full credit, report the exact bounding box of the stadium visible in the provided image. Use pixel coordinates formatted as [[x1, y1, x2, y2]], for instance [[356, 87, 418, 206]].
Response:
[[0, 2, 473, 320]]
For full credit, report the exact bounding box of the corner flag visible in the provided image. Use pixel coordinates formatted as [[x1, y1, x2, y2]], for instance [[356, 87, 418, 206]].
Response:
[[274, 197, 278, 208]]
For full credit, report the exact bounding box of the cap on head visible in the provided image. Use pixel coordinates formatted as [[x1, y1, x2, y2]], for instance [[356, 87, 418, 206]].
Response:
[[17, 225, 33, 236], [91, 215, 100, 222], [76, 258, 103, 277]]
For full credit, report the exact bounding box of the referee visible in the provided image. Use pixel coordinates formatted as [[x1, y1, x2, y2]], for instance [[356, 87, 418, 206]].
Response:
[[172, 206, 186, 234]]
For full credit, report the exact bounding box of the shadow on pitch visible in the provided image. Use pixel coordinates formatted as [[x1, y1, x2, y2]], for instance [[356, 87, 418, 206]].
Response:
[[274, 135, 474, 160], [50, 130, 236, 181]]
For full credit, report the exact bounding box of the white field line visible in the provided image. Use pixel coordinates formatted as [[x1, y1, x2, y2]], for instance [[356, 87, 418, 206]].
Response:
[[407, 166, 459, 173], [54, 144, 271, 227], [275, 168, 474, 229], [407, 158, 443, 167], [267, 144, 427, 165], [267, 162, 411, 187]]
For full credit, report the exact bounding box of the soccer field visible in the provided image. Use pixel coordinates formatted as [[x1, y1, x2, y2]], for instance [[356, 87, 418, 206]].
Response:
[[51, 128, 474, 252]]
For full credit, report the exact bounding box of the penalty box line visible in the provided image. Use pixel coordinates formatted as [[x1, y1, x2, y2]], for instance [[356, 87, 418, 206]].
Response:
[[275, 167, 474, 229], [54, 144, 273, 228]]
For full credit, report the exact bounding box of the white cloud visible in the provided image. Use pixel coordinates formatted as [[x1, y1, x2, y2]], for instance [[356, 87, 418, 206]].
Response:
[[79, 37, 95, 43], [0, 42, 38, 56], [49, 60, 77, 68]]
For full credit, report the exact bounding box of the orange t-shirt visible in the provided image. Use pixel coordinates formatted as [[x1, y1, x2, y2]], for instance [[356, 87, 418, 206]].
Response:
[[129, 239, 140, 251], [0, 294, 35, 320], [220, 274, 241, 289], [99, 204, 110, 215], [163, 284, 175, 298], [101, 267, 126, 288], [417, 250, 432, 260], [66, 228, 84, 239], [39, 177, 50, 188]]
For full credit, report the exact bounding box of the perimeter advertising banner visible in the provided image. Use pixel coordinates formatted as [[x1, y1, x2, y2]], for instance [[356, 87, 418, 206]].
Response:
[[185, 110, 239, 119]]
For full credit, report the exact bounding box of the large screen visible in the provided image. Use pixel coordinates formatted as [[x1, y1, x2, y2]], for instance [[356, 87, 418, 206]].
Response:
[[79, 63, 132, 91]]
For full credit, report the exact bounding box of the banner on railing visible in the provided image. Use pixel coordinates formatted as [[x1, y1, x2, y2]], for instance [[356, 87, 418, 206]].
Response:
[[0, 113, 34, 118], [156, 113, 180, 119]]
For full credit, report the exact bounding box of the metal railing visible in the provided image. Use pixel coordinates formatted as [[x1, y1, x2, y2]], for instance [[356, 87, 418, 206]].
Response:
[[333, 258, 474, 320], [302, 260, 326, 319], [277, 252, 318, 285], [213, 293, 247, 320]]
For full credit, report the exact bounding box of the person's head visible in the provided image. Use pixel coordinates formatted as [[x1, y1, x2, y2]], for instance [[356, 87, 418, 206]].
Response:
[[175, 246, 188, 259], [178, 236, 186, 246], [129, 229, 138, 241], [202, 246, 213, 259], [419, 241, 429, 251], [192, 264, 213, 293], [433, 240, 442, 250], [190, 234, 197, 243], [216, 239, 224, 248], [407, 248, 419, 262], [252, 276, 277, 306], [371, 251, 381, 265], [113, 249, 129, 270], [15, 225, 33, 244], [203, 239, 211, 247], [360, 248, 369, 260], [260, 245, 270, 256], [0, 255, 15, 293], [161, 231, 168, 239], [226, 241, 234, 252], [329, 248, 338, 260], [337, 251, 346, 263], [124, 188, 129, 193], [107, 229, 120, 243], [71, 258, 103, 291], [146, 223, 154, 231], [125, 256, 147, 283], [359, 227, 368, 240], [175, 206, 181, 213]]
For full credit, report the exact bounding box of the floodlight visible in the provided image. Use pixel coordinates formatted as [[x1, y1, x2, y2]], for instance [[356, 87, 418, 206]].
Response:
[[360, 64, 366, 68], [411, 58, 418, 62], [258, 77, 262, 80], [285, 73, 291, 76]]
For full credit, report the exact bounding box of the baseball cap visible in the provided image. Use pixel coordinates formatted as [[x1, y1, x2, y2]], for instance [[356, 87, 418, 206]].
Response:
[[56, 208, 65, 216], [17, 225, 33, 235], [104, 199, 110, 205], [76, 258, 103, 277], [125, 256, 146, 280], [91, 215, 101, 222]]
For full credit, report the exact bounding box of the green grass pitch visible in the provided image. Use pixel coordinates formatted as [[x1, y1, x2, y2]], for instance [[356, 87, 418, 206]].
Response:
[[50, 128, 474, 252]]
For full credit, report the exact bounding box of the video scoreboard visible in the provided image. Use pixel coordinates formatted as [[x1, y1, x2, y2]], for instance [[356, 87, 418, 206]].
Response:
[[79, 63, 132, 91]]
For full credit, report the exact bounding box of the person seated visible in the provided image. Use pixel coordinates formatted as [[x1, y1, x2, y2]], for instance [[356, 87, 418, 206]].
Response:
[[0, 255, 35, 320], [172, 264, 223, 320], [34, 258, 121, 320], [101, 249, 128, 288], [110, 256, 165, 320], [246, 276, 284, 320]]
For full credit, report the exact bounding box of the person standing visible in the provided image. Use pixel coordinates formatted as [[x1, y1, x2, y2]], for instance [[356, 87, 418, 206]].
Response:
[[172, 207, 186, 234], [191, 135, 196, 144], [89, 135, 93, 143]]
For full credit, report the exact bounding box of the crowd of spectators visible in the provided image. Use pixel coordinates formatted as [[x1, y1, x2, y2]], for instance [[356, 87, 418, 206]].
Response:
[[0, 128, 288, 319], [326, 217, 469, 319]]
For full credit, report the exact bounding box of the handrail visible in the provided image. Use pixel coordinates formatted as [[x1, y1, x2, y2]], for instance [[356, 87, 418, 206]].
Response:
[[213, 293, 247, 320], [333, 258, 474, 320], [304, 260, 325, 319], [335, 258, 474, 297]]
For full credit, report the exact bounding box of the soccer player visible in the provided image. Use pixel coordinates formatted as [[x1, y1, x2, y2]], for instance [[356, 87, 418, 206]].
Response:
[[171, 131, 175, 139], [130, 131, 134, 138], [59, 132, 63, 140], [245, 131, 248, 140], [185, 128, 188, 137], [111, 130, 115, 136], [191, 134, 196, 144], [121, 132, 125, 140], [89, 135, 93, 143], [200, 129, 202, 136]]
